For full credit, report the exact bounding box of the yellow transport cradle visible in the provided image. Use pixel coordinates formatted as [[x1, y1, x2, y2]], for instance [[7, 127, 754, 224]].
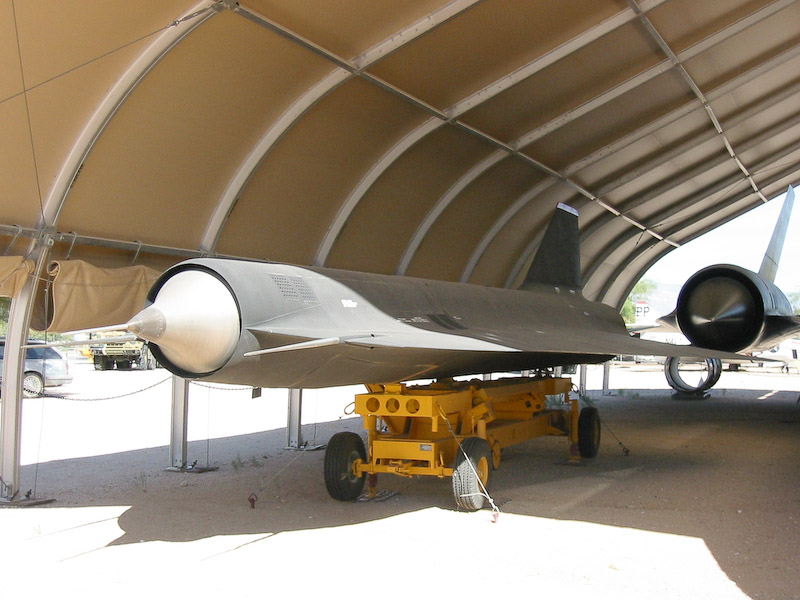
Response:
[[324, 376, 601, 510]]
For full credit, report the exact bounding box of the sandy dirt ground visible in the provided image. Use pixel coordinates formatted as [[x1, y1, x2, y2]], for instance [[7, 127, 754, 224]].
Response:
[[2, 358, 799, 599]]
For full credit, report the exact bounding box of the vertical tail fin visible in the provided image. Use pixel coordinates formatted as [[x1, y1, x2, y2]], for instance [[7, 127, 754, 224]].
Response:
[[758, 185, 795, 283], [521, 203, 582, 290]]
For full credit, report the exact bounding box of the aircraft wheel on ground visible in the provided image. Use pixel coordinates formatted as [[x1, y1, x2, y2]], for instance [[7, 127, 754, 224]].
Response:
[[22, 372, 44, 398], [664, 357, 722, 393], [452, 437, 492, 511], [578, 406, 601, 458], [324, 432, 367, 501]]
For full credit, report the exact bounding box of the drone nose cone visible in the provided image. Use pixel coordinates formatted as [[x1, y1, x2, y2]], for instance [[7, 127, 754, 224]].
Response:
[[127, 305, 167, 341], [127, 268, 241, 376]]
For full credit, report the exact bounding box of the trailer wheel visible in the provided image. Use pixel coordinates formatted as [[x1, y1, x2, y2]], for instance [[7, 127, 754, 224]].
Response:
[[578, 406, 601, 458], [324, 432, 366, 501], [452, 437, 492, 511]]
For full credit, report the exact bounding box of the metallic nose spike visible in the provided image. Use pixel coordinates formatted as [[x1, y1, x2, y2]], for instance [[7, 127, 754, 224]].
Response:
[[126, 269, 240, 375], [127, 305, 167, 341]]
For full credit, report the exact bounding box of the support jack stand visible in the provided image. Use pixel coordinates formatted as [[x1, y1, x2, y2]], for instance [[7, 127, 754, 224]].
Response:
[[285, 442, 325, 452], [0, 490, 56, 507], [165, 461, 219, 473]]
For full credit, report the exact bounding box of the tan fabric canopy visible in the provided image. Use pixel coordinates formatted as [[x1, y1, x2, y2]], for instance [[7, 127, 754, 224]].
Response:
[[1, 0, 799, 321], [31, 260, 161, 332], [0, 256, 33, 299]]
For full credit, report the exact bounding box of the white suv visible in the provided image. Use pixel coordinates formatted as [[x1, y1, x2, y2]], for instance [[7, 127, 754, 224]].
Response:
[[0, 340, 73, 397]]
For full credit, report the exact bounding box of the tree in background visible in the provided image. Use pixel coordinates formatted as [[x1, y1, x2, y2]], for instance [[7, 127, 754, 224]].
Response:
[[620, 278, 657, 324], [788, 291, 800, 315], [0, 297, 9, 335]]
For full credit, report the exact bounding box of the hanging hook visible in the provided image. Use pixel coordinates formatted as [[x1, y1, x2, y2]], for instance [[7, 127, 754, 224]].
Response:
[[4, 225, 22, 255], [131, 240, 143, 266], [64, 231, 78, 260]]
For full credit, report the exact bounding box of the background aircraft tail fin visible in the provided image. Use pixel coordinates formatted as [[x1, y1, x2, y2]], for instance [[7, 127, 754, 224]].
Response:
[[758, 185, 795, 283], [521, 203, 582, 290]]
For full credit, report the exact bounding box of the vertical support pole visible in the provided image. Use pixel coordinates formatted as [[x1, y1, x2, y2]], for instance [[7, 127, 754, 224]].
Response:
[[1, 241, 50, 501], [579, 364, 587, 398], [286, 388, 303, 449], [602, 361, 611, 395], [169, 375, 189, 469], [0, 303, 26, 501]]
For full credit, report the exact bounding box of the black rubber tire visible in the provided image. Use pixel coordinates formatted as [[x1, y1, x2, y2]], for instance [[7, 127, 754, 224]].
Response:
[[664, 357, 722, 393], [324, 432, 367, 501], [22, 372, 44, 398], [577, 406, 601, 458], [452, 437, 492, 511]]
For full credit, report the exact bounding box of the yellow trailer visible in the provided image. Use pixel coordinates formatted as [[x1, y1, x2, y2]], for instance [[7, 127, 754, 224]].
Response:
[[324, 376, 600, 510]]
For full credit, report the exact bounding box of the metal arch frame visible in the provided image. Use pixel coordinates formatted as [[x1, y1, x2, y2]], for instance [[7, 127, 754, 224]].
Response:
[[201, 0, 483, 255], [582, 128, 800, 290], [396, 149, 508, 275], [315, 117, 443, 267], [461, 179, 558, 284], [627, 0, 769, 204], [594, 202, 761, 310], [600, 182, 794, 309], [41, 2, 218, 227], [416, 0, 795, 284], [305, 0, 675, 269], [567, 38, 800, 221], [593, 165, 800, 308], [473, 29, 800, 288], [1, 2, 217, 501], [199, 68, 351, 254], [580, 104, 800, 246], [318, 4, 655, 269], [392, 0, 671, 275]]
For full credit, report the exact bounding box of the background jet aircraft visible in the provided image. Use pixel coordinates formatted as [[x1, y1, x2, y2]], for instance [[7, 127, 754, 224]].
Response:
[[124, 204, 745, 389], [654, 187, 800, 392]]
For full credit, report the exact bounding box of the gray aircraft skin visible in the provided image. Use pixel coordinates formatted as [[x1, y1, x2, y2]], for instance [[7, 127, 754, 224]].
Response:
[[126, 204, 746, 389]]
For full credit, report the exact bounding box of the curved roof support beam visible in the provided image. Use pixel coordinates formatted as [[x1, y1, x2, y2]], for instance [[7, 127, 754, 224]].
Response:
[[581, 106, 800, 244], [628, 0, 769, 204], [603, 180, 800, 309], [460, 179, 556, 283], [396, 149, 506, 274], [593, 164, 800, 307], [41, 2, 218, 229], [324, 0, 670, 269], [401, 0, 788, 279], [475, 36, 800, 287], [584, 138, 800, 288], [595, 201, 758, 310], [200, 69, 350, 254], [3, 3, 217, 501], [504, 231, 546, 290], [314, 117, 442, 266], [200, 0, 483, 255], [520, 0, 794, 149]]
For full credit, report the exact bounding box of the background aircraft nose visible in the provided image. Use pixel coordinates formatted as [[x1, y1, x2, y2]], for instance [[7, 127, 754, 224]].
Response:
[[127, 268, 241, 376]]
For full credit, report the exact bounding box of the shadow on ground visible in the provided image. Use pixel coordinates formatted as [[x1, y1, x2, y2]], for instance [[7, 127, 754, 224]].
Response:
[[18, 387, 800, 599]]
